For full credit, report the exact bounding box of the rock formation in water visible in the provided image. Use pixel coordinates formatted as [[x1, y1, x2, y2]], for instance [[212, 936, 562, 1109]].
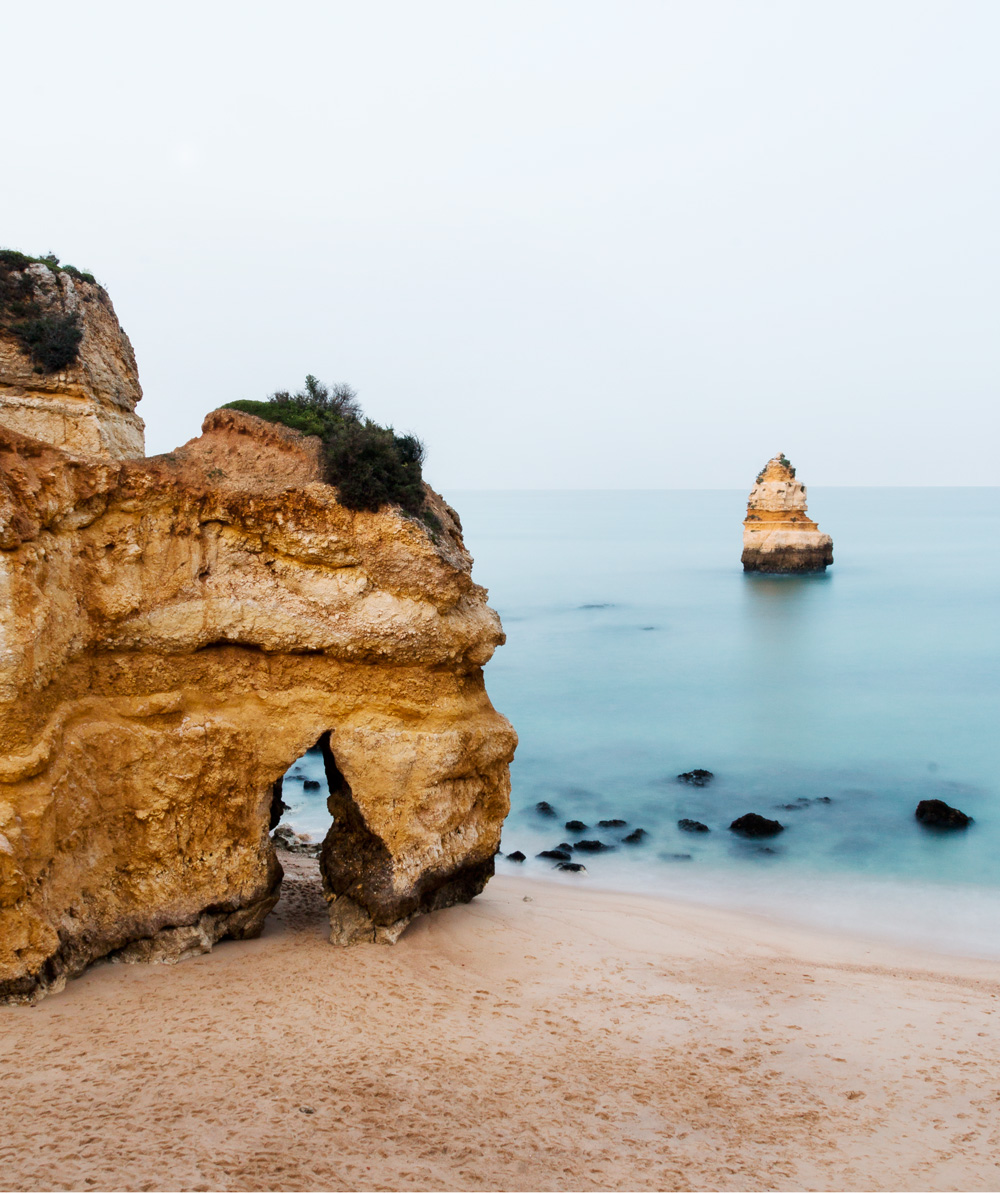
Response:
[[0, 256, 516, 1002], [741, 454, 833, 573]]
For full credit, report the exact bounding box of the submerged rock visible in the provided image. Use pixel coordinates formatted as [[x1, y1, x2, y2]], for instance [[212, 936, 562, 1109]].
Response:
[[534, 801, 556, 817], [730, 813, 785, 838], [741, 454, 833, 573], [537, 849, 572, 861], [598, 818, 627, 828], [506, 851, 527, 863], [556, 862, 586, 873], [565, 820, 589, 832], [573, 839, 612, 853], [915, 799, 972, 828], [677, 769, 714, 786], [303, 779, 321, 792], [0, 265, 517, 1003], [678, 818, 710, 833], [623, 828, 647, 843]]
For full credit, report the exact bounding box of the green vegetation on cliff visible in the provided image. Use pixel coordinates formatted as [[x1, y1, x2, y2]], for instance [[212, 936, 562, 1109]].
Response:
[[0, 249, 96, 373], [224, 376, 429, 516]]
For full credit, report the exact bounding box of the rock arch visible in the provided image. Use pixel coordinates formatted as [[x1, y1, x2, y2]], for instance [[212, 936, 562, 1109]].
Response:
[[0, 340, 515, 1001]]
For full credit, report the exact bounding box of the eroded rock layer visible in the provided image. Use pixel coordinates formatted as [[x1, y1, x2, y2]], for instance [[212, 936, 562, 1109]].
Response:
[[0, 408, 516, 1002], [0, 261, 144, 459], [741, 454, 833, 573]]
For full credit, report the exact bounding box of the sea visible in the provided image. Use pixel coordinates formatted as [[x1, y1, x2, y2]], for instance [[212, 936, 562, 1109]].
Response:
[[280, 488, 1000, 959]]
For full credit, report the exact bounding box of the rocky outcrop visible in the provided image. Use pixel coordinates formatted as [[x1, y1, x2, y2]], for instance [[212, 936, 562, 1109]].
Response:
[[729, 813, 784, 837], [0, 298, 515, 1002], [741, 455, 832, 573], [915, 800, 972, 828], [0, 259, 144, 459]]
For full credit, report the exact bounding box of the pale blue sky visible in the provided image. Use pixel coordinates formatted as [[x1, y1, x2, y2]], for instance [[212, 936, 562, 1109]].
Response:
[[4, 1, 998, 486]]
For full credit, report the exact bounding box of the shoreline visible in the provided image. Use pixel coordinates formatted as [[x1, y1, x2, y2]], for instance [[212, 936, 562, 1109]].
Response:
[[1, 854, 998, 1191], [493, 859, 1000, 965]]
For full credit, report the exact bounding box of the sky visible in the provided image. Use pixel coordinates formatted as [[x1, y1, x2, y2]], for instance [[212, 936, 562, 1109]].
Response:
[[4, 1, 998, 488]]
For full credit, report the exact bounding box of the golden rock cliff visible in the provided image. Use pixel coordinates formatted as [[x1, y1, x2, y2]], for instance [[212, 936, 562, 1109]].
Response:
[[0, 260, 144, 459], [741, 454, 833, 573], [0, 271, 516, 1003]]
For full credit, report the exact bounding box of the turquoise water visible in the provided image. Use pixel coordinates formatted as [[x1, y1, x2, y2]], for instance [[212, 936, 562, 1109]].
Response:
[[282, 489, 1000, 956]]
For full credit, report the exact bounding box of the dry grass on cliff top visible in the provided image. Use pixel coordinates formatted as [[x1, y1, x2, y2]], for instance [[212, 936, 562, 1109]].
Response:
[[1, 854, 999, 1193]]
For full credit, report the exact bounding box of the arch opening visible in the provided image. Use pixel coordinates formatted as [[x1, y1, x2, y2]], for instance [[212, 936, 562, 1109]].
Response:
[[266, 732, 406, 945]]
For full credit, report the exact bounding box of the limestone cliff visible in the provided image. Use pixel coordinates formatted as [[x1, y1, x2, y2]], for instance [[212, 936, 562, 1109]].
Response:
[[0, 295, 515, 1002], [741, 454, 833, 573], [0, 256, 144, 460]]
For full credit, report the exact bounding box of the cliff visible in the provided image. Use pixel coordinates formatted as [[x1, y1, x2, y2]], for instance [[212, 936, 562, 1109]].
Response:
[[741, 454, 833, 573], [0, 279, 515, 1002], [0, 255, 144, 459]]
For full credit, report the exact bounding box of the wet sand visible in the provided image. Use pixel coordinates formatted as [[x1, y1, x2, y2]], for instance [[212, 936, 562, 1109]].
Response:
[[1, 852, 998, 1192]]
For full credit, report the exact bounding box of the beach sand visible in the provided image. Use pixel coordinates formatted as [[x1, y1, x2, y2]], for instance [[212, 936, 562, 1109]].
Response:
[[1, 852, 999, 1192]]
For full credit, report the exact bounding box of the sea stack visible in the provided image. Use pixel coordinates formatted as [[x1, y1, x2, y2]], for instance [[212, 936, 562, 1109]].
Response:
[[741, 454, 833, 573]]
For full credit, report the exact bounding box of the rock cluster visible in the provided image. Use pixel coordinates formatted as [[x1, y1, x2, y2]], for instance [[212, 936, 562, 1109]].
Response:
[[741, 454, 833, 573], [0, 269, 516, 1002]]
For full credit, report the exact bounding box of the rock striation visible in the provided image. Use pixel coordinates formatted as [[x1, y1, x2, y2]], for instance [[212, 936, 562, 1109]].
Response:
[[0, 258, 144, 459], [0, 273, 516, 1003], [741, 454, 833, 573]]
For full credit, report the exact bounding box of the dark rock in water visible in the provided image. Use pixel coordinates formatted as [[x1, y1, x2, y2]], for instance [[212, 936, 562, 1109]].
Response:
[[678, 769, 714, 786], [573, 839, 611, 852], [730, 813, 784, 837], [565, 820, 589, 833], [817, 796, 833, 803], [303, 779, 321, 791], [678, 818, 709, 833], [779, 799, 810, 810], [623, 828, 647, 843], [535, 801, 556, 816], [556, 862, 586, 872], [506, 850, 526, 862], [538, 849, 572, 861], [915, 799, 972, 828], [598, 819, 627, 828], [665, 853, 693, 861], [557, 842, 574, 851]]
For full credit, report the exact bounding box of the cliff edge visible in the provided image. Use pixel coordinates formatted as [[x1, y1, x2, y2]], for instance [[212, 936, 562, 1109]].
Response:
[[0, 270, 516, 1003], [0, 252, 144, 459], [741, 454, 833, 573]]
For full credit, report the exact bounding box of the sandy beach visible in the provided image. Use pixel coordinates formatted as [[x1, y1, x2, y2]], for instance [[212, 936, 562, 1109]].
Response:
[[1, 852, 998, 1193]]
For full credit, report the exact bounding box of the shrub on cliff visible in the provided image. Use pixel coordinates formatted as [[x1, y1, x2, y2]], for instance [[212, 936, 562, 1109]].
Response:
[[0, 249, 93, 373], [222, 376, 427, 515]]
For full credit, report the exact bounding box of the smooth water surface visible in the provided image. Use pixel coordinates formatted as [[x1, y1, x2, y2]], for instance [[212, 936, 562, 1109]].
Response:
[[283, 488, 1000, 956]]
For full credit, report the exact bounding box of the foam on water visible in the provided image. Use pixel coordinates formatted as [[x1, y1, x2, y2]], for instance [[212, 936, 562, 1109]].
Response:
[[282, 488, 1000, 958]]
